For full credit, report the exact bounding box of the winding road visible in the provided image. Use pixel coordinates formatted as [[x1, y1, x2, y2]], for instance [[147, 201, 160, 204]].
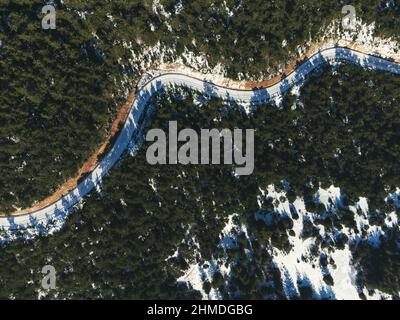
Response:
[[1, 46, 400, 236]]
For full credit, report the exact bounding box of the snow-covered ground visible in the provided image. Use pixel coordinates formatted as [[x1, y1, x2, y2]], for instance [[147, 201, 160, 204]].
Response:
[[178, 184, 398, 300], [2, 11, 400, 299], [1, 46, 399, 242]]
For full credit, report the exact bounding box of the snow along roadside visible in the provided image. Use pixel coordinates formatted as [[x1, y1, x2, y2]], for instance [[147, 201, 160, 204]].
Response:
[[1, 46, 400, 242]]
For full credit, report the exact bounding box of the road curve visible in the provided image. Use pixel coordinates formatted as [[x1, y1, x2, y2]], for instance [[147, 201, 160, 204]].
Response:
[[1, 46, 400, 235]]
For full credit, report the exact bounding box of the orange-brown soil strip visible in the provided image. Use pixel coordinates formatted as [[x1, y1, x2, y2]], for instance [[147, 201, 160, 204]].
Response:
[[5, 41, 400, 217], [245, 42, 329, 89], [4, 88, 136, 217], [246, 41, 400, 89]]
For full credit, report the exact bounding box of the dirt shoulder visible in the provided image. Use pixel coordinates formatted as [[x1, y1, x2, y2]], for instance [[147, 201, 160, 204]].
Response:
[[245, 39, 400, 89], [3, 88, 136, 217], [4, 39, 400, 217]]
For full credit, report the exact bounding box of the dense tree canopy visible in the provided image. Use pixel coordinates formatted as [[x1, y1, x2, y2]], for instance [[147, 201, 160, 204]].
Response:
[[0, 0, 399, 211], [0, 63, 398, 299]]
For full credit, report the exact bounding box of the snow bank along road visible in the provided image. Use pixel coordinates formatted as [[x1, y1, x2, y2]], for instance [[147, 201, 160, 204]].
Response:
[[2, 47, 400, 233]]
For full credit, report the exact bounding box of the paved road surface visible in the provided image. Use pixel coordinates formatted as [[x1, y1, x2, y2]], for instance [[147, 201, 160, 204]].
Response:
[[1, 47, 400, 235]]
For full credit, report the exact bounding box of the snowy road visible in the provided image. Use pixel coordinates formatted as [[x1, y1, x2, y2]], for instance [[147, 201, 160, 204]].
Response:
[[1, 46, 400, 234]]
